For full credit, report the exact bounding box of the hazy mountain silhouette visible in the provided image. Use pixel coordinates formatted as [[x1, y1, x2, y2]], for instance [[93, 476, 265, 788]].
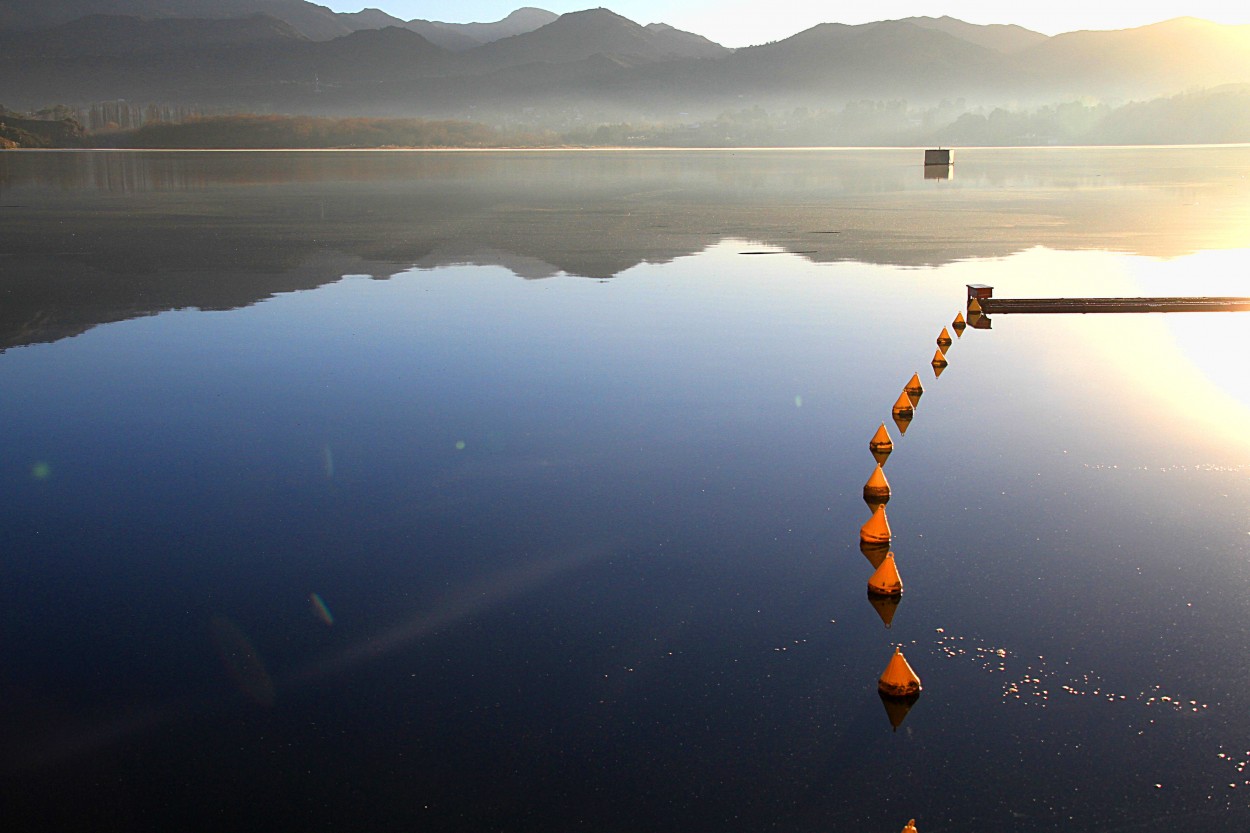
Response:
[[901, 15, 1047, 53], [340, 7, 557, 51], [0, 13, 307, 58], [0, 0, 354, 40], [1014, 17, 1250, 100], [437, 7, 559, 46], [697, 20, 1017, 102], [2, 5, 1250, 133], [454, 8, 729, 73]]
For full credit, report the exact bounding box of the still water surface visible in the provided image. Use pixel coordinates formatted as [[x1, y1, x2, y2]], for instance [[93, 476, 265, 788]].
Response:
[[2, 148, 1250, 831]]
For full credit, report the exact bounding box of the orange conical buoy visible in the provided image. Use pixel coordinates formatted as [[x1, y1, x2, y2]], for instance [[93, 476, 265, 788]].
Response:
[[968, 298, 982, 314], [863, 464, 891, 504], [859, 504, 891, 544], [931, 348, 948, 369], [891, 390, 914, 421], [904, 373, 924, 398], [868, 552, 903, 597], [879, 646, 922, 697], [869, 423, 893, 454], [860, 540, 890, 569], [952, 311, 966, 334], [936, 327, 952, 348], [901, 819, 919, 833], [904, 373, 924, 406]]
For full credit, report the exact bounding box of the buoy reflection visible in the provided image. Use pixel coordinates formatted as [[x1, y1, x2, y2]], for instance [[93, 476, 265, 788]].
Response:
[[860, 540, 890, 569], [880, 689, 920, 730], [867, 589, 900, 628]]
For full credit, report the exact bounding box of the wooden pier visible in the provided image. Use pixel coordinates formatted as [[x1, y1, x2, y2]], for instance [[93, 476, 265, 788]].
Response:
[[966, 284, 1250, 315]]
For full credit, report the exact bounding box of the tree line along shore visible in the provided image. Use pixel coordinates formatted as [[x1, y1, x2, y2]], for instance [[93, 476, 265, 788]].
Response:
[[4, 87, 1250, 150]]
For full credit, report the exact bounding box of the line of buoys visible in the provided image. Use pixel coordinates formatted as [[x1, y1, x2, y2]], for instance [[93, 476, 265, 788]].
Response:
[[878, 646, 923, 697], [863, 464, 891, 504], [854, 309, 969, 731]]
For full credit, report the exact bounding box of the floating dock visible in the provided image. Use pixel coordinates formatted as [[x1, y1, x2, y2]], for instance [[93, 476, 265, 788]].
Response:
[[966, 284, 1250, 315]]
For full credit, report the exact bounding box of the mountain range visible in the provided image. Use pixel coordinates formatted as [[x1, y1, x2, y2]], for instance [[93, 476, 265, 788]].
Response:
[[2, 2, 1250, 126]]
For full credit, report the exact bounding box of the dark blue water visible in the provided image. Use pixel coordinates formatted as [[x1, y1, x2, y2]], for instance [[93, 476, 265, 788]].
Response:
[[2, 149, 1249, 832]]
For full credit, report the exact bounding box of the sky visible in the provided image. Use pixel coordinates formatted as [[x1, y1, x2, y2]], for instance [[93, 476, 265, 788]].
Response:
[[320, 1, 1250, 47]]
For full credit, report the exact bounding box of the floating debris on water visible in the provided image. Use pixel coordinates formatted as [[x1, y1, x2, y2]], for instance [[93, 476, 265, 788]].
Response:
[[926, 631, 1213, 717]]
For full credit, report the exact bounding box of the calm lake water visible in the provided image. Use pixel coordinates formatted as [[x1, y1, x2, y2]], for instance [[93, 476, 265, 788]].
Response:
[[2, 147, 1249, 832]]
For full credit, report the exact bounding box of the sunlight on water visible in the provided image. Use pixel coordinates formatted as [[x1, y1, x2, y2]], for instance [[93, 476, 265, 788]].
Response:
[[930, 246, 1250, 450]]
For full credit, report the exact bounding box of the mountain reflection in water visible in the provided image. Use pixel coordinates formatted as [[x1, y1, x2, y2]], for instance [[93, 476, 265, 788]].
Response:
[[3, 146, 1250, 352]]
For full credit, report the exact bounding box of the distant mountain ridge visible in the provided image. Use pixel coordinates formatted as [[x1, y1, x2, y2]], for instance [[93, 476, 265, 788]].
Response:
[[0, 0, 559, 46], [1, 2, 1249, 138], [457, 8, 729, 72]]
